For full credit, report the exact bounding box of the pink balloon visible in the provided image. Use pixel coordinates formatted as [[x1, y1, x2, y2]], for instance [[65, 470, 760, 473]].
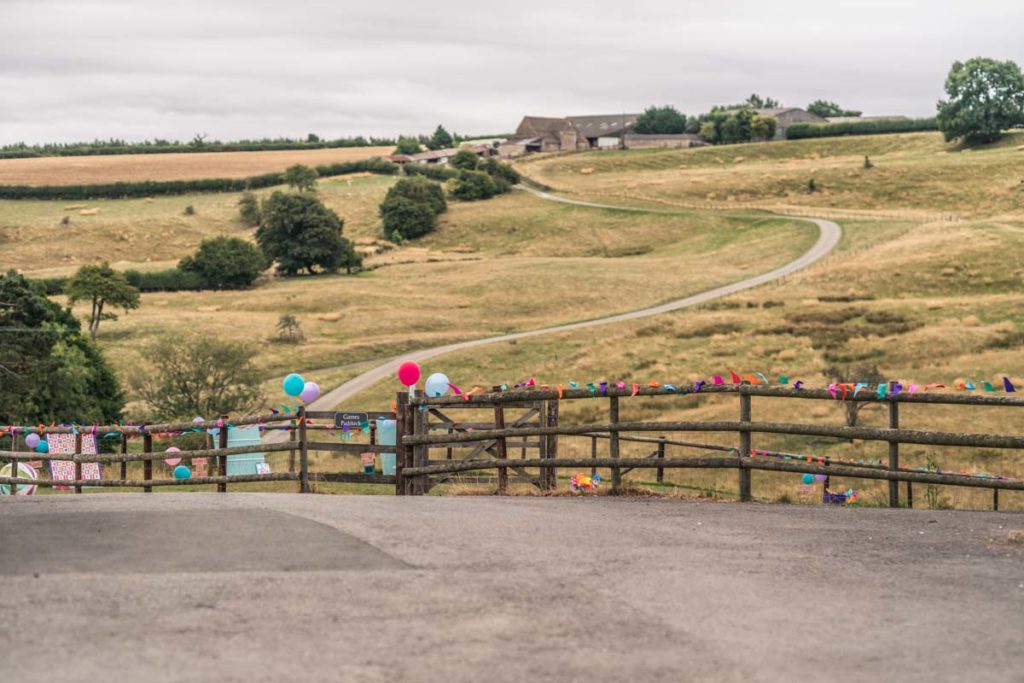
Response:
[[397, 361, 421, 387], [164, 446, 181, 466]]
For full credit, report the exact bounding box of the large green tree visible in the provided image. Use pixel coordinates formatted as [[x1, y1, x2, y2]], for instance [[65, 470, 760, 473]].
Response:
[[179, 236, 266, 289], [256, 192, 351, 275], [132, 336, 263, 419], [393, 136, 421, 155], [634, 105, 687, 134], [65, 262, 141, 339], [427, 125, 454, 150], [0, 272, 124, 425], [937, 57, 1024, 144]]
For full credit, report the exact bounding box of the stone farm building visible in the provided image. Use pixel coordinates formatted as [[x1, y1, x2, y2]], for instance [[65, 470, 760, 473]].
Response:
[[500, 114, 639, 155]]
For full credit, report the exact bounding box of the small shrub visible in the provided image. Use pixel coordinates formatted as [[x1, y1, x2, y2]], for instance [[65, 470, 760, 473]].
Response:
[[449, 149, 480, 170], [483, 158, 521, 185], [449, 170, 498, 201], [275, 314, 304, 343], [183, 204, 195, 215], [238, 191, 261, 225], [863, 155, 874, 169], [60, 215, 71, 227], [807, 178, 817, 193], [380, 196, 437, 240]]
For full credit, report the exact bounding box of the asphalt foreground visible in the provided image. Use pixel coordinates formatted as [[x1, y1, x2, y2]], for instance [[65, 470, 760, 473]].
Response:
[[2, 495, 1022, 683]]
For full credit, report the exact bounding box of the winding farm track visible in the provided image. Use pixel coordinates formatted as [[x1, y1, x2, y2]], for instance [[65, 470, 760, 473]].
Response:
[[307, 190, 841, 412]]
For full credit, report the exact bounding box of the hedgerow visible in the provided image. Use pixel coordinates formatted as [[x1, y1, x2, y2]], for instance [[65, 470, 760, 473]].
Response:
[[0, 158, 399, 200], [786, 117, 939, 140]]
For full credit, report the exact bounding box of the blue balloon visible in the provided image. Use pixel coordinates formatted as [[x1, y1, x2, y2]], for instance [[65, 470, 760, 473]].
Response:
[[801, 473, 814, 485], [35, 441, 49, 454], [173, 465, 191, 479], [282, 373, 305, 397]]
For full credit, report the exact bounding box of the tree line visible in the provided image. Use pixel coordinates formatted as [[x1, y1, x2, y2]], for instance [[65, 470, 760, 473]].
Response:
[[0, 134, 399, 160], [632, 58, 1024, 146]]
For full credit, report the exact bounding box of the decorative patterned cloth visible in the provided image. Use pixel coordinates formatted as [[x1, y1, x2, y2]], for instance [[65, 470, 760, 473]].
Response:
[[46, 433, 101, 490]]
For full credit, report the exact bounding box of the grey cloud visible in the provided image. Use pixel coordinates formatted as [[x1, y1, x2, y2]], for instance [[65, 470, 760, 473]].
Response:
[[1, 0, 1022, 144]]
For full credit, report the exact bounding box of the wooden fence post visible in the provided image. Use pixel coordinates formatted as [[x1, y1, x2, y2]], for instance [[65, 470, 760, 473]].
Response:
[[590, 436, 597, 477], [609, 395, 621, 494], [545, 400, 559, 490], [119, 434, 128, 482], [412, 402, 427, 495], [739, 391, 752, 502], [288, 419, 297, 473], [74, 431, 83, 495], [10, 432, 18, 496], [656, 436, 666, 483], [218, 415, 229, 493], [906, 482, 913, 509], [494, 404, 508, 495], [993, 488, 999, 511], [298, 407, 309, 493], [142, 430, 153, 494], [888, 383, 900, 508], [395, 392, 408, 495]]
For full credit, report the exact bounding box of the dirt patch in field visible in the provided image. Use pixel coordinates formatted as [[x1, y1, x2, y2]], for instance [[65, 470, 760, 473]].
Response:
[[0, 146, 394, 186]]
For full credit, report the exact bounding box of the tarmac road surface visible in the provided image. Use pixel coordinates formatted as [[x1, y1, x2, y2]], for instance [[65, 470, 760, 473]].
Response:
[[2, 494, 1021, 682]]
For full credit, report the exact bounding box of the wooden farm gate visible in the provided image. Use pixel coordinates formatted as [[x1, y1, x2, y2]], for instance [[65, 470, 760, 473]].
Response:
[[397, 383, 1024, 510]]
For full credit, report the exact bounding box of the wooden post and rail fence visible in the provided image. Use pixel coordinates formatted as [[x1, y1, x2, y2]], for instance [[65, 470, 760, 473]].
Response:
[[2, 383, 1022, 510]]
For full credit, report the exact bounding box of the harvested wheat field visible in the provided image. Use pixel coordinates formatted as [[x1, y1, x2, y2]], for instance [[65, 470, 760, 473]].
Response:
[[0, 146, 394, 186]]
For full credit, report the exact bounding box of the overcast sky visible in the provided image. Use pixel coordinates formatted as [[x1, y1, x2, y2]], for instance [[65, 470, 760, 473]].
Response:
[[2, 0, 1022, 144]]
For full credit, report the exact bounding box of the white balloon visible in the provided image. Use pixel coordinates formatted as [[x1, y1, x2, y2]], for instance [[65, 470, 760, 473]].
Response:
[[424, 373, 450, 398]]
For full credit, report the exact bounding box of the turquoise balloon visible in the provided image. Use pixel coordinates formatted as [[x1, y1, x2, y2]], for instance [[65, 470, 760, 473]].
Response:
[[801, 473, 814, 485], [173, 465, 191, 479], [35, 441, 49, 454], [283, 373, 305, 397]]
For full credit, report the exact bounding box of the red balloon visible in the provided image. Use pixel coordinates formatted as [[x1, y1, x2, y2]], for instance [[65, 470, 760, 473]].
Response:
[[397, 361, 421, 386]]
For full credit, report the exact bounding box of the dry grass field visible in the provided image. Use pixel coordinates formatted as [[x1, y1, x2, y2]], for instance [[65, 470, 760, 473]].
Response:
[[0, 145, 393, 186], [48, 193, 815, 396], [342, 214, 1024, 509], [519, 131, 1024, 218], [0, 174, 395, 276], [5, 132, 1023, 506]]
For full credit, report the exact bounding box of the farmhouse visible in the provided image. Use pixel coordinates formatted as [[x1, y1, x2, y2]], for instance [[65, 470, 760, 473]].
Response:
[[499, 114, 639, 156]]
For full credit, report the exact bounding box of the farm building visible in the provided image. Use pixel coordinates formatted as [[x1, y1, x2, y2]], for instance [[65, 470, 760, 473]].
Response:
[[499, 114, 639, 156], [388, 144, 494, 165]]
